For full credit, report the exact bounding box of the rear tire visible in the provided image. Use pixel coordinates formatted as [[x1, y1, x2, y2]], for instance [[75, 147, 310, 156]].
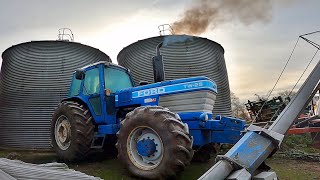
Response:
[[51, 101, 94, 161], [116, 106, 193, 179]]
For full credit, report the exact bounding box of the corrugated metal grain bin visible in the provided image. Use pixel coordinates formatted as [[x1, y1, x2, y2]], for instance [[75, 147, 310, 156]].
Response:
[[117, 35, 232, 116], [0, 41, 111, 149]]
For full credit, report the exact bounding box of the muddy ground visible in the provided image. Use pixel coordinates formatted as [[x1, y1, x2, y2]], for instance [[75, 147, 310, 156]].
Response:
[[0, 150, 319, 180]]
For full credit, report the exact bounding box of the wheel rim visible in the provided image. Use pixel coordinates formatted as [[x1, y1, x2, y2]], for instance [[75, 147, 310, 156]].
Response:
[[55, 115, 71, 150], [127, 126, 164, 170]]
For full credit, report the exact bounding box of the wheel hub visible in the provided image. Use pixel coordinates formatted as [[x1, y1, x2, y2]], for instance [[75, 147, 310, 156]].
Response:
[[57, 121, 70, 143], [137, 138, 157, 157], [55, 115, 71, 150], [127, 127, 163, 170]]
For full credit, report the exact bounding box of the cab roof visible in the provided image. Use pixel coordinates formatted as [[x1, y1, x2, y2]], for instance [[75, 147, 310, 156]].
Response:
[[80, 61, 129, 72]]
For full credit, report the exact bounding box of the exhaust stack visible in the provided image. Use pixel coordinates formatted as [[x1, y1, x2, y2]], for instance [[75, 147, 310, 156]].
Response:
[[152, 42, 165, 83]]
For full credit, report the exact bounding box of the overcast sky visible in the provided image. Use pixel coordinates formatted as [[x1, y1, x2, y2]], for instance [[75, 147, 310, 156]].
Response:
[[0, 0, 319, 101]]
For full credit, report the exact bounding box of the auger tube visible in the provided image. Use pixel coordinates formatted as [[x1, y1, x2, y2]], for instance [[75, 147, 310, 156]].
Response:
[[199, 59, 320, 180]]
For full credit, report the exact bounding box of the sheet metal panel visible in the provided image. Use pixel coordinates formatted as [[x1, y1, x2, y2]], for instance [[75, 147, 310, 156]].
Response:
[[159, 90, 216, 113]]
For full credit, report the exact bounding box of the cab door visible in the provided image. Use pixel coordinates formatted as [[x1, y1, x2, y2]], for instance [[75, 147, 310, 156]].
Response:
[[103, 66, 134, 125], [82, 67, 104, 124]]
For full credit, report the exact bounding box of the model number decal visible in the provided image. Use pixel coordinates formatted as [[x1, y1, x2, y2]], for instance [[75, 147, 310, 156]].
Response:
[[183, 82, 204, 89]]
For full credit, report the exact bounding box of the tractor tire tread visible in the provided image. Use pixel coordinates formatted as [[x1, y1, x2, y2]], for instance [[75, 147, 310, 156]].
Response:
[[116, 106, 193, 179], [51, 101, 94, 162]]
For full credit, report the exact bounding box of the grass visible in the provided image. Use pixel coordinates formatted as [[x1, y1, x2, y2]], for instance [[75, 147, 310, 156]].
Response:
[[69, 152, 217, 180], [70, 154, 320, 180], [69, 156, 217, 180], [281, 133, 320, 153], [1, 133, 320, 180], [0, 149, 57, 163], [70, 158, 134, 180], [0, 149, 320, 179], [62, 154, 320, 180], [0, 150, 9, 157], [266, 157, 320, 180]]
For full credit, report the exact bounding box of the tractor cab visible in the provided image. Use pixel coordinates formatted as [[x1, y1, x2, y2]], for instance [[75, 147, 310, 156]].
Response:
[[67, 61, 134, 125]]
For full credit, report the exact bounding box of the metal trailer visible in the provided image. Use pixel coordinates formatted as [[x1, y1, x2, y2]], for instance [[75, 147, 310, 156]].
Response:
[[245, 96, 288, 123], [247, 94, 320, 146]]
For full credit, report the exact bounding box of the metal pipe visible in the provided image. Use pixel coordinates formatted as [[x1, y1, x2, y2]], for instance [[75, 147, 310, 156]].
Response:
[[156, 42, 163, 56], [153, 42, 165, 82], [198, 160, 233, 180]]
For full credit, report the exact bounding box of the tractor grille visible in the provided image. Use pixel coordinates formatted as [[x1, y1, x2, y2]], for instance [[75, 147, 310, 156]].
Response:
[[159, 90, 216, 113]]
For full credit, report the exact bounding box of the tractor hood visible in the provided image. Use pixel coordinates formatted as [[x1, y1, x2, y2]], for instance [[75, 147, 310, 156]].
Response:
[[115, 76, 217, 107]]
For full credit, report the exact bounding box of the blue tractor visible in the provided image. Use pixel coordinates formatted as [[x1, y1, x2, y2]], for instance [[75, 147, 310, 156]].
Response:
[[51, 55, 245, 179]]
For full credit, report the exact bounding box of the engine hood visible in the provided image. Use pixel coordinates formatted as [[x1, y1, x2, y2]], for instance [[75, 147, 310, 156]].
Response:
[[115, 76, 217, 107]]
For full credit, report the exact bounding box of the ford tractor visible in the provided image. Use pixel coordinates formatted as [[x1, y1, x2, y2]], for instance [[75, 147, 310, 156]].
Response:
[[51, 48, 245, 179]]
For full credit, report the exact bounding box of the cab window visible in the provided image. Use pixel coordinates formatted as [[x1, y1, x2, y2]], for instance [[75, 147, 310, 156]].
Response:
[[69, 75, 81, 97], [104, 67, 133, 93], [83, 68, 100, 95]]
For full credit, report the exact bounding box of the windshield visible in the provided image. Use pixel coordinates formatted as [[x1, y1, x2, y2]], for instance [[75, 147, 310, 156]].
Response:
[[104, 67, 133, 93]]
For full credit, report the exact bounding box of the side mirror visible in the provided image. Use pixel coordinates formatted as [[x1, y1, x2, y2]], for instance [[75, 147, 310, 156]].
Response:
[[139, 81, 148, 86], [75, 69, 85, 80]]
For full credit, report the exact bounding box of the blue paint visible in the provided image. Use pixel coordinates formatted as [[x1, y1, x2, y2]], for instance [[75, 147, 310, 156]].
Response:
[[186, 116, 245, 146], [98, 124, 119, 134], [118, 76, 217, 93], [63, 62, 245, 151], [115, 76, 217, 107], [178, 112, 213, 121], [131, 79, 217, 98], [137, 139, 157, 157], [199, 112, 209, 122], [220, 131, 275, 173]]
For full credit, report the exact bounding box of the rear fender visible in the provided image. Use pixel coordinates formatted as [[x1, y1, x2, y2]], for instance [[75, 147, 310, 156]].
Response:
[[61, 97, 87, 106], [60, 97, 97, 125]]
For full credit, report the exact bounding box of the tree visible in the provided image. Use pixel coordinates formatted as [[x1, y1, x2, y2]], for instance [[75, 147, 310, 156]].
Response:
[[230, 92, 250, 121], [278, 90, 296, 100]]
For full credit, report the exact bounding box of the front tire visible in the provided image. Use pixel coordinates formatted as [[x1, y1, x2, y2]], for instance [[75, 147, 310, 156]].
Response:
[[51, 101, 94, 161], [116, 106, 193, 179]]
